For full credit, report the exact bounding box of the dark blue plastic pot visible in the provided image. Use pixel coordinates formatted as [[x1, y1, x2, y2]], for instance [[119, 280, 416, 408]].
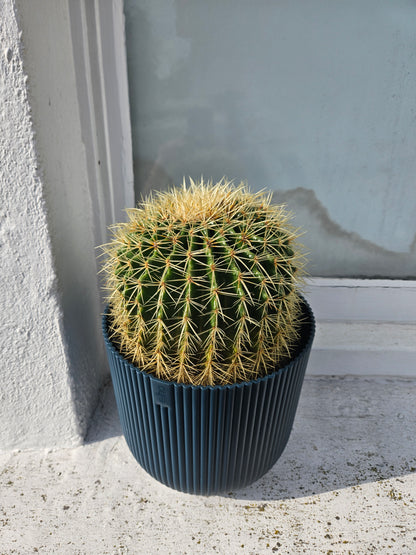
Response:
[[102, 296, 315, 495]]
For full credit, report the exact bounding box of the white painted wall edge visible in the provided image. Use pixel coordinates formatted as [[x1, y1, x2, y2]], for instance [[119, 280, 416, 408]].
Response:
[[68, 0, 135, 249], [304, 278, 416, 376]]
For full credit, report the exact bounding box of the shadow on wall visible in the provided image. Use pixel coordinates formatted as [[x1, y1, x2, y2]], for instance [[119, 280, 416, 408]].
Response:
[[130, 177, 416, 278], [274, 188, 416, 278], [86, 376, 416, 501]]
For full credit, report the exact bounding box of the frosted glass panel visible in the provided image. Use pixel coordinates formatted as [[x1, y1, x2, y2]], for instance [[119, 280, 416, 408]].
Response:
[[124, 0, 416, 278]]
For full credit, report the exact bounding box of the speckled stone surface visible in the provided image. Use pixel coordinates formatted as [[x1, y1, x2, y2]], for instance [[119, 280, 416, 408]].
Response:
[[1, 376, 415, 554]]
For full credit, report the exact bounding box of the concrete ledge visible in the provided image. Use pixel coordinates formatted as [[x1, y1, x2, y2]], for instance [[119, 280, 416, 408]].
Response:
[[1, 375, 415, 553], [305, 279, 416, 377]]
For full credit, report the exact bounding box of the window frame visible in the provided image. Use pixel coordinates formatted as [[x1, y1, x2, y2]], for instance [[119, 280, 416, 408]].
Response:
[[70, 0, 416, 377], [68, 0, 135, 244]]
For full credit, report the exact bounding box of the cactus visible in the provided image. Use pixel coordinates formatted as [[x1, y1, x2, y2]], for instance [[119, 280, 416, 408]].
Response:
[[102, 178, 305, 386]]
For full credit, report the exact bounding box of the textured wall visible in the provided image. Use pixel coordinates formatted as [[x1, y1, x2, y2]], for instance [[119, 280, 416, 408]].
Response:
[[124, 0, 416, 278], [0, 0, 108, 449], [0, 0, 82, 448], [15, 0, 109, 445]]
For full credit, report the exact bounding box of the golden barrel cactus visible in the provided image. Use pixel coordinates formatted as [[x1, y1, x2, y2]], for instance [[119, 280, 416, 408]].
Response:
[[102, 178, 305, 386]]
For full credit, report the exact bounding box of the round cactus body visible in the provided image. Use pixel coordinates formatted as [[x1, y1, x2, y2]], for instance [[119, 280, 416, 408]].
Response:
[[102, 178, 305, 386]]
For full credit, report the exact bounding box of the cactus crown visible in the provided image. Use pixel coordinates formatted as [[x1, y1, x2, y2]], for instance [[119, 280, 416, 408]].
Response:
[[102, 178, 305, 386]]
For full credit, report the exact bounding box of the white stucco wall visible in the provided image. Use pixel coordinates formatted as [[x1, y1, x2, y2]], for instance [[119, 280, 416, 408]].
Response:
[[0, 0, 108, 450], [0, 0, 79, 449]]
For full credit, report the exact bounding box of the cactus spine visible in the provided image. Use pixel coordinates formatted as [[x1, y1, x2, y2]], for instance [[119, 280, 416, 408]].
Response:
[[102, 178, 305, 386]]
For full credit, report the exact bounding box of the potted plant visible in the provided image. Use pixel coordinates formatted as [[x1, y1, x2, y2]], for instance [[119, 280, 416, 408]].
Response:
[[101, 178, 315, 495]]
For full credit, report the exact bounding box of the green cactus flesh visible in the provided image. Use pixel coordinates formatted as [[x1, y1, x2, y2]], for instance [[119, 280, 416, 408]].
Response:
[[103, 179, 304, 386]]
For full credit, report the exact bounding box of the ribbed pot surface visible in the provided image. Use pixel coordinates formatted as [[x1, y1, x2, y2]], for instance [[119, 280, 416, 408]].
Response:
[[102, 297, 315, 495]]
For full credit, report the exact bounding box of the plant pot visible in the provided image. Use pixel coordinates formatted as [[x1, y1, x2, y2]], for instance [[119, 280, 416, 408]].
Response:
[[102, 296, 315, 495]]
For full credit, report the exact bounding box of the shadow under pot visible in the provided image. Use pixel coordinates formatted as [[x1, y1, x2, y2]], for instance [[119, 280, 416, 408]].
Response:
[[102, 296, 315, 495]]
